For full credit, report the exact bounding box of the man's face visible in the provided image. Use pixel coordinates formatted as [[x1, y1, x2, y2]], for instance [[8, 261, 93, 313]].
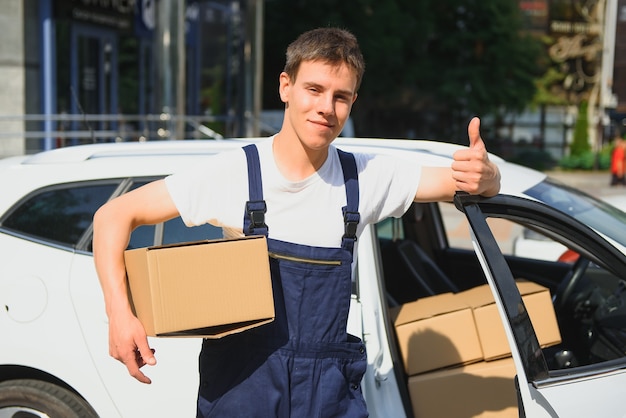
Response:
[[279, 60, 358, 150]]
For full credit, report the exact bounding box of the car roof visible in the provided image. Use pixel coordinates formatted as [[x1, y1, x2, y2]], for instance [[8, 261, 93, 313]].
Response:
[[0, 137, 547, 205], [20, 138, 259, 164], [19, 137, 502, 165]]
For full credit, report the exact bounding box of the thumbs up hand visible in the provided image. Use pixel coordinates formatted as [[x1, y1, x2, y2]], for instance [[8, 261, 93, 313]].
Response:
[[451, 117, 500, 197]]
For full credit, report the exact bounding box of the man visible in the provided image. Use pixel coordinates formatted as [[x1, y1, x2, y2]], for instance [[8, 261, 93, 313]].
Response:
[[93, 27, 500, 417]]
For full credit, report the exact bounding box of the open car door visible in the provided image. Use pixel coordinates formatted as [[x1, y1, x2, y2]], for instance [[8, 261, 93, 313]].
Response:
[[455, 192, 626, 417]]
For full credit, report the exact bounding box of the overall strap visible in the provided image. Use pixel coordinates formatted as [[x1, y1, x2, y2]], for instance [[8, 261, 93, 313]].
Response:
[[337, 149, 360, 253], [242, 144, 268, 236]]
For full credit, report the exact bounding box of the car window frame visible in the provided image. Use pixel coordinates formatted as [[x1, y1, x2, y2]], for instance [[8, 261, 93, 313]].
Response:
[[79, 175, 224, 253], [0, 176, 181, 254], [0, 178, 128, 252], [454, 192, 626, 383]]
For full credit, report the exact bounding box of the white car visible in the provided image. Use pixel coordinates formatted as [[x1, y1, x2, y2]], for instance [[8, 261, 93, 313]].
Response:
[[1, 138, 626, 417]]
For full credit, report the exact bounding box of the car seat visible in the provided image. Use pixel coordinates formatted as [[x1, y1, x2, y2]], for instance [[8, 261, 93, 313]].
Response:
[[381, 237, 459, 304]]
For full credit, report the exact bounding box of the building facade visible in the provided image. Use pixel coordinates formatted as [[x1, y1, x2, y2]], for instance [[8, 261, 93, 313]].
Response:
[[514, 0, 626, 158], [1, 1, 623, 158], [0, 0, 262, 156]]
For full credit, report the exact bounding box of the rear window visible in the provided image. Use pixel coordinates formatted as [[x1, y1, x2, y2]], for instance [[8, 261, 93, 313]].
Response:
[[1, 182, 119, 248], [125, 180, 224, 248], [2, 179, 225, 251]]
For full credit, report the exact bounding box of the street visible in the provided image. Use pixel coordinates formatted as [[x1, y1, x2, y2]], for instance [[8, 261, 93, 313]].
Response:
[[547, 170, 625, 201]]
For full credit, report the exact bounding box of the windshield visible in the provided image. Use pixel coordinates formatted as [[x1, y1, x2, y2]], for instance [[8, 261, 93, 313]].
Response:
[[524, 178, 626, 247]]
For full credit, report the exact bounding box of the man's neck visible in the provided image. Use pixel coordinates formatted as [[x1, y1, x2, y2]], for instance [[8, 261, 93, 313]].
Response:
[[272, 132, 329, 182]]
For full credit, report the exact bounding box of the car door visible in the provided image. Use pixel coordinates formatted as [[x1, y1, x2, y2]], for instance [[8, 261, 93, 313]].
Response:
[[0, 179, 129, 416], [69, 177, 221, 417], [69, 247, 202, 417], [456, 192, 626, 417]]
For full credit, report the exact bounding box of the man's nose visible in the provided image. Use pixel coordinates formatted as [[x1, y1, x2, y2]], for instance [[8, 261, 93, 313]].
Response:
[[316, 94, 335, 116]]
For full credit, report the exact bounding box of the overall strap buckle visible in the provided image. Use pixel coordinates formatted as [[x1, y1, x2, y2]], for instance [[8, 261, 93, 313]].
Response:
[[246, 200, 267, 234], [343, 209, 360, 240]]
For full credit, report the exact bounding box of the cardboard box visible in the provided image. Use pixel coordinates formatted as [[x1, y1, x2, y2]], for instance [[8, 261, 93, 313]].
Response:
[[408, 357, 518, 418], [124, 235, 274, 337], [391, 293, 483, 375], [456, 281, 561, 360]]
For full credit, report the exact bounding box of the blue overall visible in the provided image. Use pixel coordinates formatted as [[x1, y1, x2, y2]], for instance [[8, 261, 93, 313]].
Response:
[[196, 145, 368, 417]]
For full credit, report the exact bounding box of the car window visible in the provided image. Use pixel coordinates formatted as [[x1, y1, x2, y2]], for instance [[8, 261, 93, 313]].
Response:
[[125, 180, 158, 249], [376, 217, 404, 241], [383, 198, 626, 375], [128, 225, 156, 249], [460, 196, 626, 373], [1, 182, 119, 248], [440, 201, 523, 255], [124, 180, 224, 247], [525, 178, 626, 248], [508, 226, 626, 370], [126, 215, 224, 249], [162, 217, 223, 245], [482, 215, 626, 373]]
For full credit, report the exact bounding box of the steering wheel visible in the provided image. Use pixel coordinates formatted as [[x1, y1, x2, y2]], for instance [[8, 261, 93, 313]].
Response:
[[554, 255, 590, 312]]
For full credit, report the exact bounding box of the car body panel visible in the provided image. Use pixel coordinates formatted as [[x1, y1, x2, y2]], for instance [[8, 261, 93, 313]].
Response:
[[0, 235, 116, 412], [68, 253, 201, 417], [353, 224, 410, 417]]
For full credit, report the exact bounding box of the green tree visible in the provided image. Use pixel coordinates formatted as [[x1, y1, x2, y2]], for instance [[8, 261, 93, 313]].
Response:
[[263, 0, 544, 142]]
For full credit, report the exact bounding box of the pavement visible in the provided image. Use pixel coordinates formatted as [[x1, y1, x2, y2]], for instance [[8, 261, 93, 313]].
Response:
[[545, 170, 625, 201]]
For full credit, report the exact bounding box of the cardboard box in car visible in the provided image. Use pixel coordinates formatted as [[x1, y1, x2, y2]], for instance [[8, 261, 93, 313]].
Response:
[[391, 293, 483, 375], [408, 357, 518, 418], [124, 235, 274, 337], [455, 281, 561, 360]]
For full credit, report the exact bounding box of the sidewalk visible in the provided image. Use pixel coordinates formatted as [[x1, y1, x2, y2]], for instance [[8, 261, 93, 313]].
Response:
[[442, 168, 626, 254], [545, 170, 625, 200]]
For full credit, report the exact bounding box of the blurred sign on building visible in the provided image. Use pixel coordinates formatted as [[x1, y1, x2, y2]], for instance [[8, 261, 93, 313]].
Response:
[[519, 0, 549, 34], [54, 0, 135, 32], [546, 0, 604, 105]]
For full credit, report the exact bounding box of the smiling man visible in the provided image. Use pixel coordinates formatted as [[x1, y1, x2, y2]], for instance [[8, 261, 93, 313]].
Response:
[[93, 27, 500, 417]]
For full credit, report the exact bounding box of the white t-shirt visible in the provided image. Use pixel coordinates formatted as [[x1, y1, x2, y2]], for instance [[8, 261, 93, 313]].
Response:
[[165, 138, 421, 248]]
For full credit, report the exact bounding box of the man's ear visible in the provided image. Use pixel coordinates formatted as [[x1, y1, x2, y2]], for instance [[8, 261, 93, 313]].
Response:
[[279, 72, 291, 103]]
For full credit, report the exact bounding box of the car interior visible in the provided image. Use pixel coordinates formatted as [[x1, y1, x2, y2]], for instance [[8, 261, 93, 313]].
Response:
[[377, 201, 626, 377], [373, 199, 626, 416]]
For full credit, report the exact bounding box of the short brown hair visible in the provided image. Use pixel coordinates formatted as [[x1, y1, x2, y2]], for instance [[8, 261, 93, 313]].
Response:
[[284, 27, 365, 91]]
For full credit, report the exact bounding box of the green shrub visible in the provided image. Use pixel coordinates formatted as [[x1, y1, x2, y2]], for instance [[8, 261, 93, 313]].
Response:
[[558, 150, 610, 170], [559, 154, 580, 169], [598, 147, 611, 170], [510, 149, 557, 171], [578, 151, 595, 169]]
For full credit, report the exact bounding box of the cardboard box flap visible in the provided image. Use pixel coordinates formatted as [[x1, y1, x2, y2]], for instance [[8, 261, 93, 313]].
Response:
[[392, 293, 465, 326], [144, 234, 265, 251], [159, 318, 275, 337], [515, 280, 546, 296], [457, 280, 553, 309]]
